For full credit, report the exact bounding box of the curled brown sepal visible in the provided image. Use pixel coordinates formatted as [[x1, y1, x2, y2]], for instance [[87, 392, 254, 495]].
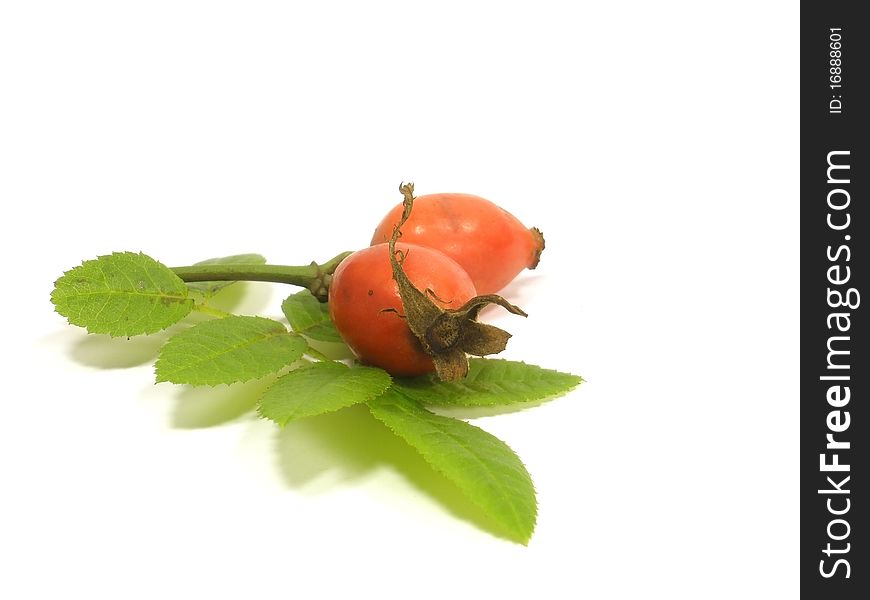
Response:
[[388, 182, 528, 381]]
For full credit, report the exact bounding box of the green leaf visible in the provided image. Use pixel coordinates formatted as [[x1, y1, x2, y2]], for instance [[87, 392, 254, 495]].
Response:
[[184, 253, 267, 296], [155, 316, 306, 385], [51, 252, 194, 337], [394, 358, 582, 407], [368, 389, 537, 544], [259, 362, 391, 425], [281, 290, 343, 342]]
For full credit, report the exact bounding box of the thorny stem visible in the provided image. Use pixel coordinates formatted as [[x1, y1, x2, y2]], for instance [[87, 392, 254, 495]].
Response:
[[170, 251, 353, 301]]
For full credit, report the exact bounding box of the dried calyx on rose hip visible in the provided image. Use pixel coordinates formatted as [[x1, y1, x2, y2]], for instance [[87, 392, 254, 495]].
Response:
[[328, 241, 477, 377], [387, 183, 527, 381], [371, 189, 544, 294]]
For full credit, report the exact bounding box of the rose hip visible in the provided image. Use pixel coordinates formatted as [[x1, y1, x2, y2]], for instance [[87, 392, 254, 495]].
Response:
[[371, 193, 544, 295]]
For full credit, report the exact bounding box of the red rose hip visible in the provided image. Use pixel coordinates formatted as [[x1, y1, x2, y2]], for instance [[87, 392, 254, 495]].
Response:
[[328, 243, 477, 377], [370, 193, 544, 295]]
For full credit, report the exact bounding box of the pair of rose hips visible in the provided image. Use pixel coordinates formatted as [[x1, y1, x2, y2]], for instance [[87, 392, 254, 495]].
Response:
[[329, 189, 544, 378]]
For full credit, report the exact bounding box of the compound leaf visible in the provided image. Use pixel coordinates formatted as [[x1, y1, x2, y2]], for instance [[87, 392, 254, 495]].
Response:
[[155, 316, 306, 385], [368, 388, 537, 544], [259, 362, 391, 425], [51, 252, 194, 337]]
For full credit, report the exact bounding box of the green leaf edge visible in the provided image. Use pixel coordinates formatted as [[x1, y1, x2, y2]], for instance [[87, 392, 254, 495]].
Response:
[[51, 251, 194, 337], [154, 316, 308, 387], [367, 388, 538, 545], [280, 290, 344, 343], [395, 358, 584, 408], [257, 362, 393, 426], [184, 253, 267, 296]]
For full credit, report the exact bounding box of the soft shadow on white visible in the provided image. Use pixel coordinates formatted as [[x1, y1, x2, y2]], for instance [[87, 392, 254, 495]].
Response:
[[167, 376, 276, 429], [51, 282, 273, 370], [274, 404, 514, 542]]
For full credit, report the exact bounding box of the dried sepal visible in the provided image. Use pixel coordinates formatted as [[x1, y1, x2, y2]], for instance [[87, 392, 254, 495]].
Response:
[[388, 182, 527, 381]]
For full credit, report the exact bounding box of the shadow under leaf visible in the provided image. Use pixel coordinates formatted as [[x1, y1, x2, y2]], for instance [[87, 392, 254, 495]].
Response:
[[275, 404, 515, 542], [304, 339, 355, 361], [169, 375, 276, 429], [206, 281, 272, 316], [65, 282, 272, 371], [66, 319, 199, 369]]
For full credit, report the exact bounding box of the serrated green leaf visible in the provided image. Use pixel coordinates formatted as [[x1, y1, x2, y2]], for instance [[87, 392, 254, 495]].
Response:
[[155, 316, 306, 385], [259, 362, 391, 425], [184, 253, 267, 296], [394, 358, 582, 407], [281, 290, 343, 342], [368, 389, 537, 544], [51, 252, 194, 337]]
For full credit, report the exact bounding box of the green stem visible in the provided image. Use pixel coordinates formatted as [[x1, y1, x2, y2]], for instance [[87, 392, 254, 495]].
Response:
[[193, 304, 234, 319], [171, 251, 352, 301]]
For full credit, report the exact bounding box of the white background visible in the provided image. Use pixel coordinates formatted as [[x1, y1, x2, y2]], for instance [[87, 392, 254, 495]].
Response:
[[1, 1, 798, 598]]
